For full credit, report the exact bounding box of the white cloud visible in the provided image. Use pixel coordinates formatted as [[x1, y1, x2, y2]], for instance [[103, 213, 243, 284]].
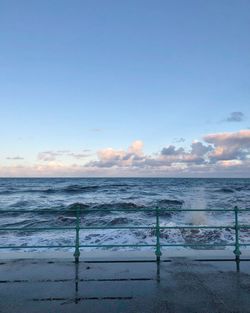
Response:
[[226, 112, 245, 122], [6, 156, 24, 160], [37, 150, 92, 162], [204, 130, 250, 161]]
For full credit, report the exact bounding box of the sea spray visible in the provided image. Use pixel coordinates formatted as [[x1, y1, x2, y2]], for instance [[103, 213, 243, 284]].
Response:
[[185, 190, 208, 225], [181, 191, 229, 248]]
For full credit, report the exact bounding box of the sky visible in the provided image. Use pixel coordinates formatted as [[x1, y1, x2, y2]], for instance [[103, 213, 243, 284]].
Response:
[[0, 0, 250, 177]]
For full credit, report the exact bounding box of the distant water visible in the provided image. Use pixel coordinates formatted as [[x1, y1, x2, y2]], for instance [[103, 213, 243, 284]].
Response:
[[0, 178, 250, 251]]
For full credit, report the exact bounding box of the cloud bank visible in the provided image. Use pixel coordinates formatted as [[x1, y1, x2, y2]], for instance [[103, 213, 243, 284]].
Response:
[[84, 130, 250, 177], [1, 130, 250, 177]]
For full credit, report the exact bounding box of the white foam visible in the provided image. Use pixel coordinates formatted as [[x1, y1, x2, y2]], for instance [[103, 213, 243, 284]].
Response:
[[185, 188, 208, 225]]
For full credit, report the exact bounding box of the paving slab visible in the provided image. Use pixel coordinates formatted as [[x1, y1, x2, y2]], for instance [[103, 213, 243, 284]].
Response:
[[0, 257, 250, 313]]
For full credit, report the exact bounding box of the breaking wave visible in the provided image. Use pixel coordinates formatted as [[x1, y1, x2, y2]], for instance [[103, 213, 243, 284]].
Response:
[[216, 188, 235, 193]]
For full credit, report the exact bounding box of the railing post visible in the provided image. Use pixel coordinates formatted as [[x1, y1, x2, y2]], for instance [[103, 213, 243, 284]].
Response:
[[155, 207, 162, 262], [233, 206, 241, 271], [74, 206, 80, 263]]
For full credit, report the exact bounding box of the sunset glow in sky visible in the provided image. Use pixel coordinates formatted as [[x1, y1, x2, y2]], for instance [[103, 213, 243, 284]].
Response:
[[0, 0, 250, 177]]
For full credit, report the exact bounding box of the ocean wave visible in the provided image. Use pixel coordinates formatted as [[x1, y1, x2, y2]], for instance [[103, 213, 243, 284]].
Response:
[[41, 185, 100, 194], [57, 202, 143, 218], [144, 199, 184, 217], [216, 188, 235, 193], [8, 200, 32, 207], [157, 199, 184, 207], [0, 188, 17, 195], [107, 217, 130, 225], [67, 202, 90, 210], [180, 228, 231, 249], [0, 183, 137, 195], [57, 215, 76, 225], [59, 183, 136, 193], [92, 202, 145, 211], [64, 202, 140, 214], [234, 186, 250, 192], [61, 185, 100, 193]]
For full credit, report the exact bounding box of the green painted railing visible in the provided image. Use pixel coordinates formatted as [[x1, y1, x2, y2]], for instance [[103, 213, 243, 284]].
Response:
[[0, 206, 249, 269]]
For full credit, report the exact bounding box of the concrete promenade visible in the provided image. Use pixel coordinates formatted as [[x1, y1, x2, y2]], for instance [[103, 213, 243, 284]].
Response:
[[0, 253, 250, 313]]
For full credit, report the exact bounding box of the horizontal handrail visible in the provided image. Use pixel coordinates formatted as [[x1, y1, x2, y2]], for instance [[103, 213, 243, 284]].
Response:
[[0, 225, 238, 231], [0, 208, 250, 213], [0, 243, 235, 249]]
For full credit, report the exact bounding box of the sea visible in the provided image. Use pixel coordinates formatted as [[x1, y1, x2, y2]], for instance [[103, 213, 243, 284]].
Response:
[[0, 178, 250, 251]]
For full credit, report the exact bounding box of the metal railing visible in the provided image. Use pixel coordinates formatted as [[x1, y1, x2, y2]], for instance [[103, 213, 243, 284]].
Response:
[[0, 206, 249, 269]]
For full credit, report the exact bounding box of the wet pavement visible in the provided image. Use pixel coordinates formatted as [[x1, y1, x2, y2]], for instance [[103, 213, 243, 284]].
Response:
[[0, 258, 250, 313]]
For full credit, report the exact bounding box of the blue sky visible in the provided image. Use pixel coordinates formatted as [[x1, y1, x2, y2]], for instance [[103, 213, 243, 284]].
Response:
[[0, 0, 250, 177]]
